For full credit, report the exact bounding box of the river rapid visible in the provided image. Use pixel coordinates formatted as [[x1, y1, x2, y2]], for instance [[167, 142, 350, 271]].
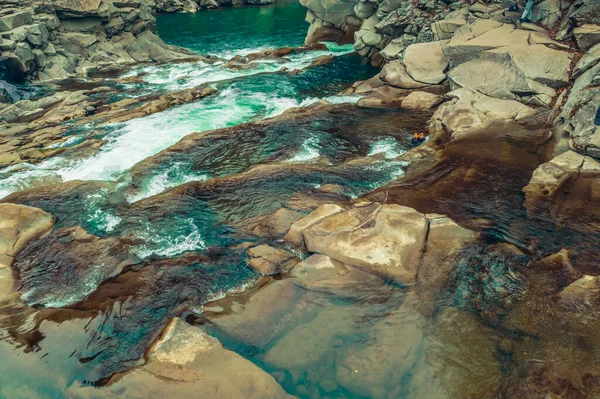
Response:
[[3, 1, 600, 398]]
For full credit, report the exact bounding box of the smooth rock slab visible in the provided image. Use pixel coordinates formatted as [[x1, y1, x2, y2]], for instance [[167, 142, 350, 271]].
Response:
[[379, 60, 430, 89], [303, 204, 429, 282], [403, 40, 450, 85]]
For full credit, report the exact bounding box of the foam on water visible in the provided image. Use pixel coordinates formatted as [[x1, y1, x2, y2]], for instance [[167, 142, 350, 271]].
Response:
[[368, 137, 407, 159], [287, 135, 321, 162], [123, 42, 355, 93], [0, 45, 360, 200], [127, 162, 209, 203], [134, 218, 206, 259]]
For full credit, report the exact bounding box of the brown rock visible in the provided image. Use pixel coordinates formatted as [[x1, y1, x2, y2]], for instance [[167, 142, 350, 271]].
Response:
[[247, 245, 300, 275]]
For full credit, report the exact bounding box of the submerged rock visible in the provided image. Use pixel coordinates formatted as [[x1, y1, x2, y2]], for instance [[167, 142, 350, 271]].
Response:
[[0, 203, 55, 302], [14, 226, 139, 307], [68, 318, 294, 399]]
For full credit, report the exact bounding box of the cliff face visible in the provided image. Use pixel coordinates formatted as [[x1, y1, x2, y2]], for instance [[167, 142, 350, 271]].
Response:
[[301, 0, 600, 66], [0, 0, 194, 82]]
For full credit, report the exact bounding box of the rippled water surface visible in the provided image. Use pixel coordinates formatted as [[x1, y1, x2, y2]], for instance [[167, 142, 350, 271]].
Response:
[[4, 1, 597, 399]]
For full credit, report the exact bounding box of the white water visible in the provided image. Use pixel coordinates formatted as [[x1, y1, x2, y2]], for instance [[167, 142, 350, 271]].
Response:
[[121, 42, 355, 93], [0, 44, 361, 200], [368, 137, 407, 159]]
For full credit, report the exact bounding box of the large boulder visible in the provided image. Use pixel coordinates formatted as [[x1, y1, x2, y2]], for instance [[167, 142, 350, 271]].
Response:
[[303, 203, 429, 282], [379, 60, 430, 89], [293, 202, 477, 284], [429, 88, 538, 144], [447, 49, 570, 106], [403, 40, 450, 85]]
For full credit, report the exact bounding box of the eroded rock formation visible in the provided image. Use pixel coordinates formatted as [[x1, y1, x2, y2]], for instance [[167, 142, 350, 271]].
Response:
[[0, 0, 195, 82]]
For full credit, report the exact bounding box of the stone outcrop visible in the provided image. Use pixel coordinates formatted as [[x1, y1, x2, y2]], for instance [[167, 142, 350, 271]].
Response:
[[286, 202, 477, 284], [246, 244, 300, 275], [429, 88, 539, 144], [0, 0, 195, 82]]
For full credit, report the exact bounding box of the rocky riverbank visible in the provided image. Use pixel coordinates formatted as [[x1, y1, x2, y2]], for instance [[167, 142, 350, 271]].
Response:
[[2, 0, 600, 397], [0, 0, 197, 84]]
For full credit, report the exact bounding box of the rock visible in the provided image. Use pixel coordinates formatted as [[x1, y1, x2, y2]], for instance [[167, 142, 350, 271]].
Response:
[[1, 0, 195, 81], [309, 54, 334, 66], [379, 34, 416, 60], [0, 203, 55, 302], [68, 318, 295, 399], [201, 279, 307, 350], [445, 19, 564, 64], [560, 275, 600, 306], [284, 203, 344, 247], [379, 60, 430, 89], [556, 0, 600, 42], [301, 0, 359, 45], [301, 204, 423, 282], [403, 40, 450, 85], [290, 253, 387, 297], [0, 10, 33, 32], [558, 44, 600, 158], [447, 50, 566, 106], [251, 208, 306, 239], [13, 226, 138, 307], [431, 7, 468, 40], [531, 0, 565, 28], [574, 24, 600, 51], [523, 151, 600, 226], [246, 245, 300, 275], [429, 88, 538, 143], [401, 90, 443, 109]]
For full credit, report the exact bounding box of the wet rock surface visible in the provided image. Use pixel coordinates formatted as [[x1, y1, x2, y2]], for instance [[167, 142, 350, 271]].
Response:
[[3, 0, 600, 397]]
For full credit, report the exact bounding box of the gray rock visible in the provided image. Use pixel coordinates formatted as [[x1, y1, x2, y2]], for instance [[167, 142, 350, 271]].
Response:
[[574, 24, 600, 51], [0, 10, 34, 32]]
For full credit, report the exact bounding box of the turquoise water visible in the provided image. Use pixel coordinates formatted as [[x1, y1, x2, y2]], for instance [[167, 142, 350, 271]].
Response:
[[156, 0, 307, 56]]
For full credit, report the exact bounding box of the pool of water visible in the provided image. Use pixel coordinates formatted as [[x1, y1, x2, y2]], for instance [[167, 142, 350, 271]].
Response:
[[156, 0, 308, 56]]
